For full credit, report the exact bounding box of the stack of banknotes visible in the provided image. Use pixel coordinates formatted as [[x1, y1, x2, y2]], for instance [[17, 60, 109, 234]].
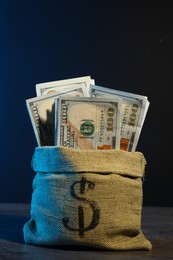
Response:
[[26, 76, 150, 151]]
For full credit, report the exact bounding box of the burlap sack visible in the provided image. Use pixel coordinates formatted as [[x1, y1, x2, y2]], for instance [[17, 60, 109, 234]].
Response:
[[23, 146, 152, 250]]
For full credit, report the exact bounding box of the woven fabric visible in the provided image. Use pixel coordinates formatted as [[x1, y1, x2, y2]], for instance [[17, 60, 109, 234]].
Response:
[[23, 146, 152, 250]]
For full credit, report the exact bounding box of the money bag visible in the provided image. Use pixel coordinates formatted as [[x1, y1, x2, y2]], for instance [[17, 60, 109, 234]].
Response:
[[23, 146, 152, 250]]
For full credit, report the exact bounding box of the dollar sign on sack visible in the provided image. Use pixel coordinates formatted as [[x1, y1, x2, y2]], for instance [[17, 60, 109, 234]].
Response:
[[62, 177, 100, 238]]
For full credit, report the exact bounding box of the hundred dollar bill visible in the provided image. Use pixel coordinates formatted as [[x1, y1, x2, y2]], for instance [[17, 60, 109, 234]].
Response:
[[26, 86, 87, 146], [36, 76, 95, 96], [89, 85, 150, 151], [55, 96, 122, 150]]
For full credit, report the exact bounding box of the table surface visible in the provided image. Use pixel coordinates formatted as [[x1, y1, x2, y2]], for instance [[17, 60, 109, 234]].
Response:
[[0, 203, 173, 259]]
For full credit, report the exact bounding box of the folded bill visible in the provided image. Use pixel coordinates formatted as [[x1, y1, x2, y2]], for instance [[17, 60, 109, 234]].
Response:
[[26, 86, 88, 146], [36, 76, 94, 96], [89, 85, 150, 151], [54, 96, 122, 150]]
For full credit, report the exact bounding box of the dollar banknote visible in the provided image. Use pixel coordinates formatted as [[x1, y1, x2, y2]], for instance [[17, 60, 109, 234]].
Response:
[[26, 86, 88, 146], [36, 76, 95, 96], [89, 85, 150, 151], [54, 96, 122, 150]]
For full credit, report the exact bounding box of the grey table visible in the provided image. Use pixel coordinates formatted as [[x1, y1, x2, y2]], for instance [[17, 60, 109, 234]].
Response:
[[0, 204, 173, 259]]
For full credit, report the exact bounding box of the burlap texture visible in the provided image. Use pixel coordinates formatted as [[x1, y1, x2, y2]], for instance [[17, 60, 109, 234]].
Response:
[[23, 146, 152, 250]]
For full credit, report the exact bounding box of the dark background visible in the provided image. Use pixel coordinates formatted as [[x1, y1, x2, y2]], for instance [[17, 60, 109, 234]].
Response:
[[0, 1, 172, 206]]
